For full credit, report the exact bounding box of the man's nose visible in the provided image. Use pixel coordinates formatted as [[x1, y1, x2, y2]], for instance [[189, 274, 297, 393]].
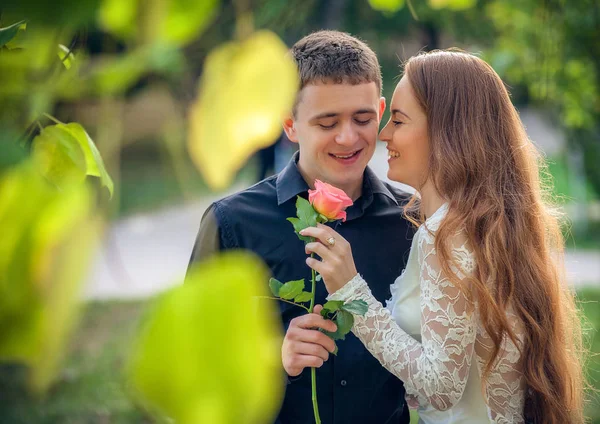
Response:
[[335, 122, 359, 146]]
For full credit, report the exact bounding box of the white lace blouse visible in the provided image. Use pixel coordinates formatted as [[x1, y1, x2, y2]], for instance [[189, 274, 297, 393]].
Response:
[[328, 204, 525, 424]]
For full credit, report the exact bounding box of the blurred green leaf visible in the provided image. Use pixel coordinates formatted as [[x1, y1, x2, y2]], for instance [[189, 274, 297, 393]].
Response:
[[368, 0, 405, 12], [188, 30, 299, 189], [0, 20, 27, 47], [0, 161, 99, 393], [428, 0, 477, 9], [60, 123, 114, 197], [88, 43, 184, 96], [161, 0, 220, 46], [268, 277, 283, 297], [279, 279, 305, 300], [97, 0, 137, 39], [128, 251, 283, 424], [0, 0, 100, 27], [57, 44, 75, 70], [31, 122, 114, 196], [98, 0, 219, 46], [32, 125, 88, 187]]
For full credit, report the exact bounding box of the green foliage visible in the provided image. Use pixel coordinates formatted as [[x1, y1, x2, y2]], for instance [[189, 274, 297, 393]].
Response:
[[98, 0, 220, 46], [288, 196, 319, 242], [268, 277, 284, 297], [278, 279, 305, 300], [0, 162, 99, 393], [128, 252, 283, 424], [294, 291, 313, 303], [319, 300, 368, 343], [368, 0, 405, 13], [0, 20, 26, 47], [32, 122, 114, 197]]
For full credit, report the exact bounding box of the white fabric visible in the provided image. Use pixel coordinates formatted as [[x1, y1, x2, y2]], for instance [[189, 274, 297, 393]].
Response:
[[328, 204, 525, 424]]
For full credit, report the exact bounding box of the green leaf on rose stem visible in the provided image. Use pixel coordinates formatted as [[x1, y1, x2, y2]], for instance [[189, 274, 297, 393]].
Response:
[[295, 196, 318, 228], [294, 291, 313, 303], [268, 278, 283, 297], [319, 328, 344, 341], [286, 218, 313, 243], [340, 299, 368, 316], [322, 300, 344, 313], [0, 20, 27, 48], [317, 214, 329, 224], [332, 343, 338, 356], [335, 310, 355, 336], [286, 217, 310, 234], [279, 279, 305, 300]]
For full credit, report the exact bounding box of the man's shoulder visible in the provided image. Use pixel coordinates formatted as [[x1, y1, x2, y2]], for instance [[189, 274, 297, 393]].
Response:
[[379, 181, 413, 206], [213, 175, 279, 213]]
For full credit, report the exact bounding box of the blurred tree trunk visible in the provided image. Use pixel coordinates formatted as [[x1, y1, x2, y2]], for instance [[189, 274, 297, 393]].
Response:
[[421, 22, 440, 51]]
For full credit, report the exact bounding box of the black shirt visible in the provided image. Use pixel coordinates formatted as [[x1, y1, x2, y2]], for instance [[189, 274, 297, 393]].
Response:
[[188, 153, 414, 424]]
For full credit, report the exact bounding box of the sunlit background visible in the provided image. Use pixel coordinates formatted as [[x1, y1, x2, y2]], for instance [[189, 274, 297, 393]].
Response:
[[1, 0, 599, 423]]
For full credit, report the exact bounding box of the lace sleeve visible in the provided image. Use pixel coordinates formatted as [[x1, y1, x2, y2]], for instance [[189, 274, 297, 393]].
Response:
[[328, 229, 477, 411]]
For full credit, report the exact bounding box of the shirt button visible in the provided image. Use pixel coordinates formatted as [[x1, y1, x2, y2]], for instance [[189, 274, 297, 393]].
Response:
[[340, 380, 347, 386]]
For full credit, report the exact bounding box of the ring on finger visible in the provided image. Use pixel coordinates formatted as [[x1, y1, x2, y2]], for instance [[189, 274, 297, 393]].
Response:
[[326, 237, 335, 247]]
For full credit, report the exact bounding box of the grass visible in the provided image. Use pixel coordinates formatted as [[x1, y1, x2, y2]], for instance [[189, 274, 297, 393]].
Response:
[[1, 289, 600, 423], [0, 301, 150, 424]]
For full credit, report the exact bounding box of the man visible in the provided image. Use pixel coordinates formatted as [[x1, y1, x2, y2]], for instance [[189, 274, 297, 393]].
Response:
[[188, 30, 413, 424]]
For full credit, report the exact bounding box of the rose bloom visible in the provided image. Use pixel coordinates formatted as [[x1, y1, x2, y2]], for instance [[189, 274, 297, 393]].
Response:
[[308, 179, 353, 222]]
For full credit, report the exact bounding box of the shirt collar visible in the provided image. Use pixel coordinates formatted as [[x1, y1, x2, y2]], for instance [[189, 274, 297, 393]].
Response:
[[276, 151, 399, 207]]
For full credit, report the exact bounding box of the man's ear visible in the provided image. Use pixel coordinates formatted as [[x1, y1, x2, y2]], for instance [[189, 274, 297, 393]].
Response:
[[378, 97, 386, 121], [282, 114, 299, 143]]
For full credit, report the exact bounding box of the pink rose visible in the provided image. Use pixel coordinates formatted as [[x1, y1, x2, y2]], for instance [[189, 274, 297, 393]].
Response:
[[308, 179, 353, 222]]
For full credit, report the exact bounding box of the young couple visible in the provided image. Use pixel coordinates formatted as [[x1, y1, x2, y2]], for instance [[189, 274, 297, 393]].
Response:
[[188, 31, 583, 424]]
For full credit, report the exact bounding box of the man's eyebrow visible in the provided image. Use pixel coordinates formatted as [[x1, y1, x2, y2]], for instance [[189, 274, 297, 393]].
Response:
[[354, 108, 377, 115], [392, 109, 411, 119], [309, 112, 339, 120]]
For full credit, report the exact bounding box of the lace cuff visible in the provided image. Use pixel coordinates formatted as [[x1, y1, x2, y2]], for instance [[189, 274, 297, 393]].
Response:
[[326, 273, 367, 302]]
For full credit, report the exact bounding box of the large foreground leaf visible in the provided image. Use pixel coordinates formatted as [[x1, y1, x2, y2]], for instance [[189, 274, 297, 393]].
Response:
[[128, 251, 284, 424], [0, 162, 100, 392], [188, 30, 298, 190]]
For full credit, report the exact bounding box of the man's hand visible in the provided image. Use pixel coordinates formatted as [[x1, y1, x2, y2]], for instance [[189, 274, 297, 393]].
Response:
[[282, 305, 338, 377]]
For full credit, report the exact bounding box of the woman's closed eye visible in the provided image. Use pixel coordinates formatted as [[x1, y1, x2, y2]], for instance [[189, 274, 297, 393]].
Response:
[[392, 120, 404, 127]]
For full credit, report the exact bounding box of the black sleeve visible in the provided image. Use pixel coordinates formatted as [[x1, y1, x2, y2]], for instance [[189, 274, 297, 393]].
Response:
[[185, 204, 221, 279]]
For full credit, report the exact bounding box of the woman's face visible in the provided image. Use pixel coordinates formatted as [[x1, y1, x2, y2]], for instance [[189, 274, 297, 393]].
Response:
[[379, 75, 430, 190]]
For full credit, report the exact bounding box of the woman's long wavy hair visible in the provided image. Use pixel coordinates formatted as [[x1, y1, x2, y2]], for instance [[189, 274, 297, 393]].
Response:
[[403, 50, 584, 423]]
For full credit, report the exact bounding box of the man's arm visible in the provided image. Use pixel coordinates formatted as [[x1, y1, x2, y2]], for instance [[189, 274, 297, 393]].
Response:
[[186, 204, 221, 277]]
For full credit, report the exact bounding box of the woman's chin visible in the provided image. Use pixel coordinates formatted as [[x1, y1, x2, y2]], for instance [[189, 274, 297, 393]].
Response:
[[387, 169, 407, 185]]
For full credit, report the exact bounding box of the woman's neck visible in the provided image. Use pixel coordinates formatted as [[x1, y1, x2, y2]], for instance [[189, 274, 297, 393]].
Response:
[[419, 182, 446, 220]]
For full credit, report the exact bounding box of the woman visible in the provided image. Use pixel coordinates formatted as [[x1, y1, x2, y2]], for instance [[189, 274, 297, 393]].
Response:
[[300, 50, 584, 423]]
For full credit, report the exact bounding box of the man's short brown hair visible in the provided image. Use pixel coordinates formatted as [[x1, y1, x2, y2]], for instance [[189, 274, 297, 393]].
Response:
[[290, 30, 382, 98]]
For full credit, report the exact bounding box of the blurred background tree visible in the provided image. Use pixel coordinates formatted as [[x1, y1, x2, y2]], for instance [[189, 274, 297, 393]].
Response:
[[1, 0, 599, 423]]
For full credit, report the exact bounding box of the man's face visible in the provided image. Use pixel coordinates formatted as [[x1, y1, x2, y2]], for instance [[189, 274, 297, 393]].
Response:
[[283, 82, 385, 198]]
